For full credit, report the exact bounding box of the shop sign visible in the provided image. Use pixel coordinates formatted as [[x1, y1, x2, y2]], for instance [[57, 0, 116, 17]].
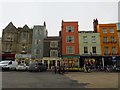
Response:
[[15, 54, 31, 58]]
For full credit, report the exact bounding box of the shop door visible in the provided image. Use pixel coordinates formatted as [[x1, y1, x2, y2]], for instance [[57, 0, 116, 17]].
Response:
[[44, 60, 48, 68]]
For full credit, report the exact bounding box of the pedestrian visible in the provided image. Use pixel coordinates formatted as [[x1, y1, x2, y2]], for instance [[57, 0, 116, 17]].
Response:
[[62, 66, 65, 74], [54, 66, 57, 74], [85, 63, 89, 73], [58, 66, 61, 74]]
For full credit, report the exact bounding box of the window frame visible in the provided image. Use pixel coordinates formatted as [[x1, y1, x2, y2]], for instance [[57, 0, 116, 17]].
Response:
[[50, 50, 58, 57], [110, 28, 114, 33], [50, 41, 58, 48], [83, 36, 88, 43], [84, 47, 88, 54], [66, 36, 74, 43], [92, 47, 96, 54], [102, 28, 107, 33], [66, 26, 74, 32], [66, 46, 74, 54]]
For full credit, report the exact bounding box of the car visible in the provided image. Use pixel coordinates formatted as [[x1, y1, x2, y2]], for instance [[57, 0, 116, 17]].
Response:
[[29, 62, 47, 72], [16, 63, 29, 71], [0, 60, 18, 70]]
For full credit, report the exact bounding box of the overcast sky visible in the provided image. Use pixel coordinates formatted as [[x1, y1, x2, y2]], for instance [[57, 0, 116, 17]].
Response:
[[0, 1, 119, 37]]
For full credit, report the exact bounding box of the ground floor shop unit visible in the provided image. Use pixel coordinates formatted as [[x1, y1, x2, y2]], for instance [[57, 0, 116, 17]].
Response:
[[80, 55, 102, 67], [103, 56, 120, 66], [1, 54, 15, 61], [15, 54, 31, 65], [42, 57, 60, 69], [61, 55, 82, 71]]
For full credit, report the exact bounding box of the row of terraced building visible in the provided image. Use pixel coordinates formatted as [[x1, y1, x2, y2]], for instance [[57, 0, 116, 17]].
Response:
[[1, 19, 120, 70]]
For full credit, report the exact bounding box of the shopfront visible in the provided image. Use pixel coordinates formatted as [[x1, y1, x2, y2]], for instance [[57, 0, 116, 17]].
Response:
[[80, 56, 102, 68], [103, 56, 120, 66], [61, 55, 81, 71], [42, 57, 60, 69], [15, 54, 31, 65]]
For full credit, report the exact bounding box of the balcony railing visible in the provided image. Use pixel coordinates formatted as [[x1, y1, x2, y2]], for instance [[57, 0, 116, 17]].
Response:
[[112, 53, 118, 55], [110, 41, 117, 43], [104, 52, 111, 55], [103, 41, 109, 43]]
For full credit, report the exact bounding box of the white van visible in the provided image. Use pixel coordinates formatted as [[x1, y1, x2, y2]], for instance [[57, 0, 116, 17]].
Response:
[[0, 60, 18, 70]]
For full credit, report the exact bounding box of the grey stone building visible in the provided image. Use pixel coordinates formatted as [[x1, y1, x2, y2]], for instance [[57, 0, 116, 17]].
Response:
[[31, 22, 47, 60], [2, 22, 33, 63], [16, 25, 33, 64], [43, 36, 61, 69], [2, 22, 18, 54], [17, 25, 33, 54]]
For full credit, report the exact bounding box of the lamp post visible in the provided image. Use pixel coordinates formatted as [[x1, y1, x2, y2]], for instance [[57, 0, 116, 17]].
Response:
[[58, 49, 61, 67]]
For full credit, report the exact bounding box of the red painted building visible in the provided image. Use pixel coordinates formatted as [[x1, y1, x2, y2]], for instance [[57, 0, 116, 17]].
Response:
[[61, 20, 80, 70]]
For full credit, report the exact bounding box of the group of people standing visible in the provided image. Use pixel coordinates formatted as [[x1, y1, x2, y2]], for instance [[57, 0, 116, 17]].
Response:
[[54, 66, 65, 74]]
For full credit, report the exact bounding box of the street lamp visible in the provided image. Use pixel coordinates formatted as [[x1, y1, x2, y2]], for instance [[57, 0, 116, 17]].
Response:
[[58, 49, 61, 67]]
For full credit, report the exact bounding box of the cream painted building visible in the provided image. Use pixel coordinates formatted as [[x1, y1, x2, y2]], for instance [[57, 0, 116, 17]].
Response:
[[79, 31, 101, 55], [78, 31, 102, 67]]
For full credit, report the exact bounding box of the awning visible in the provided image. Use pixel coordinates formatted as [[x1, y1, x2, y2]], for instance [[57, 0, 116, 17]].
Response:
[[62, 55, 80, 58]]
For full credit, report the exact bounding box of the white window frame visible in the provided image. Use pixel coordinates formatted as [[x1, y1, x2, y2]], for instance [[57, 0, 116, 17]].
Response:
[[66, 26, 74, 32], [102, 28, 107, 33], [92, 47, 96, 54], [103, 37, 108, 42], [84, 47, 88, 54], [112, 46, 116, 54], [110, 28, 114, 33], [110, 36, 115, 42], [83, 36, 87, 43], [104, 46, 109, 54], [66, 36, 74, 43], [50, 50, 58, 57], [50, 41, 58, 48], [66, 46, 74, 54], [92, 36, 96, 43]]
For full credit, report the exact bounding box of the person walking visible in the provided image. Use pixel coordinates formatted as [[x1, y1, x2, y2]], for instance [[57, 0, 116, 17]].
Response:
[[58, 66, 61, 74], [62, 66, 65, 74], [54, 66, 57, 74], [85, 63, 89, 73]]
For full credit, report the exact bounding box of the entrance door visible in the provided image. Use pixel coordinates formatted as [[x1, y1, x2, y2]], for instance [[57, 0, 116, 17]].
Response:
[[49, 60, 55, 69], [44, 60, 48, 68]]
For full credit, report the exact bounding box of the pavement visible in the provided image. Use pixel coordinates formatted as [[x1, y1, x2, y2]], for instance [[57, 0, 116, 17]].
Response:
[[64, 71, 119, 88], [2, 71, 85, 88]]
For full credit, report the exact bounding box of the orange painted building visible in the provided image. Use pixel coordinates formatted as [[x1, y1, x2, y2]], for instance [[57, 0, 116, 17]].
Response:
[[61, 21, 79, 55], [61, 20, 80, 69], [97, 24, 119, 56]]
